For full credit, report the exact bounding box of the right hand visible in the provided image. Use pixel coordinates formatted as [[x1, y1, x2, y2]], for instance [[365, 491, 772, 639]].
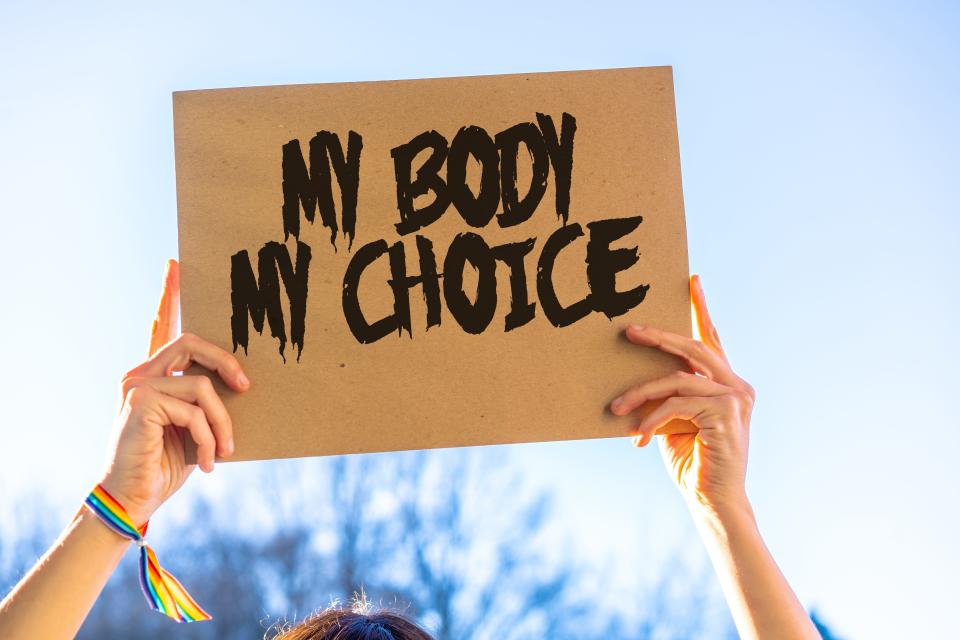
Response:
[[99, 259, 250, 525], [611, 275, 756, 516]]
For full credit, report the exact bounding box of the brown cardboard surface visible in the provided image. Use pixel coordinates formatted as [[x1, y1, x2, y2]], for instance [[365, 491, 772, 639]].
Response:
[[173, 66, 694, 463]]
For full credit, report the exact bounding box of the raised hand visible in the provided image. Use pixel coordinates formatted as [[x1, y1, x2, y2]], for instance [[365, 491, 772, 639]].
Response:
[[99, 259, 250, 524], [610, 274, 756, 515], [610, 276, 820, 640]]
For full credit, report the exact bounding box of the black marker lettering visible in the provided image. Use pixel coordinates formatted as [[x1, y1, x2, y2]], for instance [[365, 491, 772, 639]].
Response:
[[281, 131, 363, 248], [535, 112, 577, 224], [585, 215, 649, 319], [492, 238, 537, 331], [536, 223, 591, 327], [495, 122, 549, 228], [447, 125, 500, 228], [443, 232, 498, 334], [391, 130, 450, 235], [230, 240, 312, 361]]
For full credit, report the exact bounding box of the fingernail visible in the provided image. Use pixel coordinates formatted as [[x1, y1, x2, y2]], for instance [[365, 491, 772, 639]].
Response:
[[629, 324, 645, 332], [610, 397, 624, 413], [225, 438, 235, 456], [237, 371, 250, 389]]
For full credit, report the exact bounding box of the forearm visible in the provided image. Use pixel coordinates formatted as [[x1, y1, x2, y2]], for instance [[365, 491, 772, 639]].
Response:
[[0, 505, 128, 639], [690, 498, 820, 640]]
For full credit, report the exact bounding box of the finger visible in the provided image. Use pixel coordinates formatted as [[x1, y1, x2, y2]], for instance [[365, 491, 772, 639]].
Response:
[[625, 324, 738, 386], [691, 274, 725, 357], [631, 395, 713, 447], [131, 332, 250, 392], [149, 259, 181, 357], [125, 375, 234, 457], [129, 386, 217, 472], [610, 370, 728, 416]]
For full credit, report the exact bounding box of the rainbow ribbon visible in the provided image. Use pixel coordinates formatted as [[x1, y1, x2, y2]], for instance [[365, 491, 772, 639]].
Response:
[[84, 484, 212, 623]]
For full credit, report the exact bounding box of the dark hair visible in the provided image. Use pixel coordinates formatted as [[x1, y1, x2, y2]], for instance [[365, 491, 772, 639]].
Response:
[[271, 602, 434, 640]]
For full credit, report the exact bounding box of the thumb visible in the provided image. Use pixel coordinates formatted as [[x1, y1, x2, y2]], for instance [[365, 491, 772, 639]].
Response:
[[690, 274, 725, 358], [148, 259, 181, 356]]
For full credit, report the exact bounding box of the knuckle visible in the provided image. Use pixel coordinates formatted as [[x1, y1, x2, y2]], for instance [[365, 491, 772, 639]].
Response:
[[120, 376, 141, 396], [194, 374, 215, 394], [178, 332, 199, 347], [662, 396, 683, 410], [692, 340, 711, 357], [188, 404, 207, 424], [125, 385, 151, 407], [720, 394, 739, 413], [222, 351, 242, 373]]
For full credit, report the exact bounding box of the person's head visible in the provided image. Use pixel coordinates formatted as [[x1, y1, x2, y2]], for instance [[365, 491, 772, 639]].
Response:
[[272, 602, 434, 640]]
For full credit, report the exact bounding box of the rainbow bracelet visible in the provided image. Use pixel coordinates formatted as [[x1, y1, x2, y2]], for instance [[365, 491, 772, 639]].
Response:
[[83, 484, 212, 623]]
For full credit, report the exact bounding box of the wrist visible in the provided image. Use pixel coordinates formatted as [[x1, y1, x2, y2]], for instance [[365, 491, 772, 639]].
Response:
[[95, 478, 153, 527], [686, 491, 757, 535], [74, 505, 134, 550]]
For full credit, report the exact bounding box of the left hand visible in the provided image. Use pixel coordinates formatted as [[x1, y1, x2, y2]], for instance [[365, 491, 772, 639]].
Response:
[[99, 260, 250, 524]]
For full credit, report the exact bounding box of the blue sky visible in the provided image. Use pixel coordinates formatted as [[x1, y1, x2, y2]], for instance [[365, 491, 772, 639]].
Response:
[[1, 1, 958, 637]]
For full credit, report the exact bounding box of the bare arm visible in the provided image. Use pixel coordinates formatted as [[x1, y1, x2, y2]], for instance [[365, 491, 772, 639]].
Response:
[[0, 508, 128, 639], [611, 274, 819, 640], [0, 260, 248, 639], [691, 498, 815, 638]]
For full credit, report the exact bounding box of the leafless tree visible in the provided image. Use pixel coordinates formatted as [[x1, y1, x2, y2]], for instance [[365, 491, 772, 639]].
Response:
[[0, 450, 746, 639]]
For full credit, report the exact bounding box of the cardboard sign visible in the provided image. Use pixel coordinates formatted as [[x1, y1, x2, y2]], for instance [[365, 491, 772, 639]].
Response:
[[173, 66, 692, 463]]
